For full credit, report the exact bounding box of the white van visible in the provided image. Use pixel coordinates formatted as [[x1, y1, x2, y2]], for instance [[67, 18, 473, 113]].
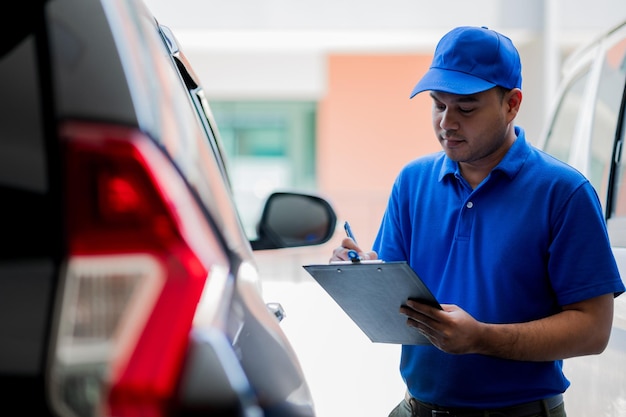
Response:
[[536, 20, 626, 417]]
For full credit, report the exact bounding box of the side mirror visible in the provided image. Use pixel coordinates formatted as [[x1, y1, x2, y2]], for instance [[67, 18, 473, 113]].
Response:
[[251, 192, 337, 251]]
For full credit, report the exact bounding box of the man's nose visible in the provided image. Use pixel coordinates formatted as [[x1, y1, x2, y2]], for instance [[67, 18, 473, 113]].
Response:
[[439, 110, 458, 130]]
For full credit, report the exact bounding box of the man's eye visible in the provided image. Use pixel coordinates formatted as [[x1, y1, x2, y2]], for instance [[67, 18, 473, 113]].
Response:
[[459, 107, 474, 114]]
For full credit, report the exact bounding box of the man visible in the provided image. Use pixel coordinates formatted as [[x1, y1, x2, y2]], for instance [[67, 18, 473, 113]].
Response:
[[331, 26, 625, 417]]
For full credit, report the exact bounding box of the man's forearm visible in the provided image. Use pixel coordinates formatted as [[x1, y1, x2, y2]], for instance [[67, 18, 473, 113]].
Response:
[[476, 294, 614, 361]]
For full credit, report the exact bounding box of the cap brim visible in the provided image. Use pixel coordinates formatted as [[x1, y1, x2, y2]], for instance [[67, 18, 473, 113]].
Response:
[[410, 68, 496, 98]]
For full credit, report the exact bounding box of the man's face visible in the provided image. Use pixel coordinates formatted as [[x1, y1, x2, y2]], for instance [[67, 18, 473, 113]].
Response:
[[429, 88, 518, 165]]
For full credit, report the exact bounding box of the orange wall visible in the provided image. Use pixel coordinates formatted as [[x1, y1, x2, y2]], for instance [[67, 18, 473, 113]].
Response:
[[317, 54, 439, 250]]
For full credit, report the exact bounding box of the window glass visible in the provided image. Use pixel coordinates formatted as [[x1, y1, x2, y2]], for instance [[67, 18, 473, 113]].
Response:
[[211, 101, 317, 237], [606, 39, 626, 246], [589, 37, 626, 208], [0, 36, 46, 192], [152, 32, 249, 253], [543, 69, 590, 164], [607, 118, 626, 246]]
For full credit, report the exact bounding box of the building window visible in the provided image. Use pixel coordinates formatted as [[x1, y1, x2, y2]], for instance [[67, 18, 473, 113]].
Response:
[[211, 101, 317, 238]]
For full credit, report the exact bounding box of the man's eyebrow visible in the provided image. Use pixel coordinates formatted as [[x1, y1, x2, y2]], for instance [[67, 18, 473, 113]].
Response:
[[429, 92, 480, 103]]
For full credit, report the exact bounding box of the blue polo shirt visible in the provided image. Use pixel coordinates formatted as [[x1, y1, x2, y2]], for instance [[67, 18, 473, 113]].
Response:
[[372, 127, 625, 408]]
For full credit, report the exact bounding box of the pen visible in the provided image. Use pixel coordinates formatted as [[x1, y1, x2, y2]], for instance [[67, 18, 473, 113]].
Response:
[[344, 221, 357, 243], [343, 221, 361, 262]]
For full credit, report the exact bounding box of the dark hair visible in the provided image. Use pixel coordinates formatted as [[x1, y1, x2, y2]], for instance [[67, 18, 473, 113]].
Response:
[[496, 86, 513, 102]]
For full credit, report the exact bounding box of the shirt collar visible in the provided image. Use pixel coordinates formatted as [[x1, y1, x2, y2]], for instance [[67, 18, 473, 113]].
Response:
[[438, 126, 529, 182]]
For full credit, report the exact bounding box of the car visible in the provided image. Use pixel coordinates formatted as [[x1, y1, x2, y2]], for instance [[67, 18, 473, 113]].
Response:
[[0, 0, 338, 416], [536, 19, 626, 417]]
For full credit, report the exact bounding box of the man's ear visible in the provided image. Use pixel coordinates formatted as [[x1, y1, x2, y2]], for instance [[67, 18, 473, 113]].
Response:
[[506, 88, 522, 118]]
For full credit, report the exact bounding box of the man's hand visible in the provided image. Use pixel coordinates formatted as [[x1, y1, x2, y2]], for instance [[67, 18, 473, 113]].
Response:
[[329, 238, 378, 263], [400, 300, 482, 354]]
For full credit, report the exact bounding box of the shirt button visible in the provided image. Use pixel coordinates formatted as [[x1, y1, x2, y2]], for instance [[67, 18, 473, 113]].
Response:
[[466, 201, 474, 208]]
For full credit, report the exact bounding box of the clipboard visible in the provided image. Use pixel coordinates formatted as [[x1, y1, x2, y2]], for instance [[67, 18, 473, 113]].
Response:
[[302, 261, 441, 345]]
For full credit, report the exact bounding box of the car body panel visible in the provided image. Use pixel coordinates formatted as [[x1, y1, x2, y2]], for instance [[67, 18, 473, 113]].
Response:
[[537, 19, 626, 417]]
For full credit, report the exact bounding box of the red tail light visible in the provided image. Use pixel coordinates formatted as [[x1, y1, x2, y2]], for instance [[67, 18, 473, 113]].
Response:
[[50, 121, 232, 417]]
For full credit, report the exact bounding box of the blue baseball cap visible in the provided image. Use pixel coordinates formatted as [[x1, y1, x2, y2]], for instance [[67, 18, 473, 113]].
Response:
[[410, 26, 522, 98]]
